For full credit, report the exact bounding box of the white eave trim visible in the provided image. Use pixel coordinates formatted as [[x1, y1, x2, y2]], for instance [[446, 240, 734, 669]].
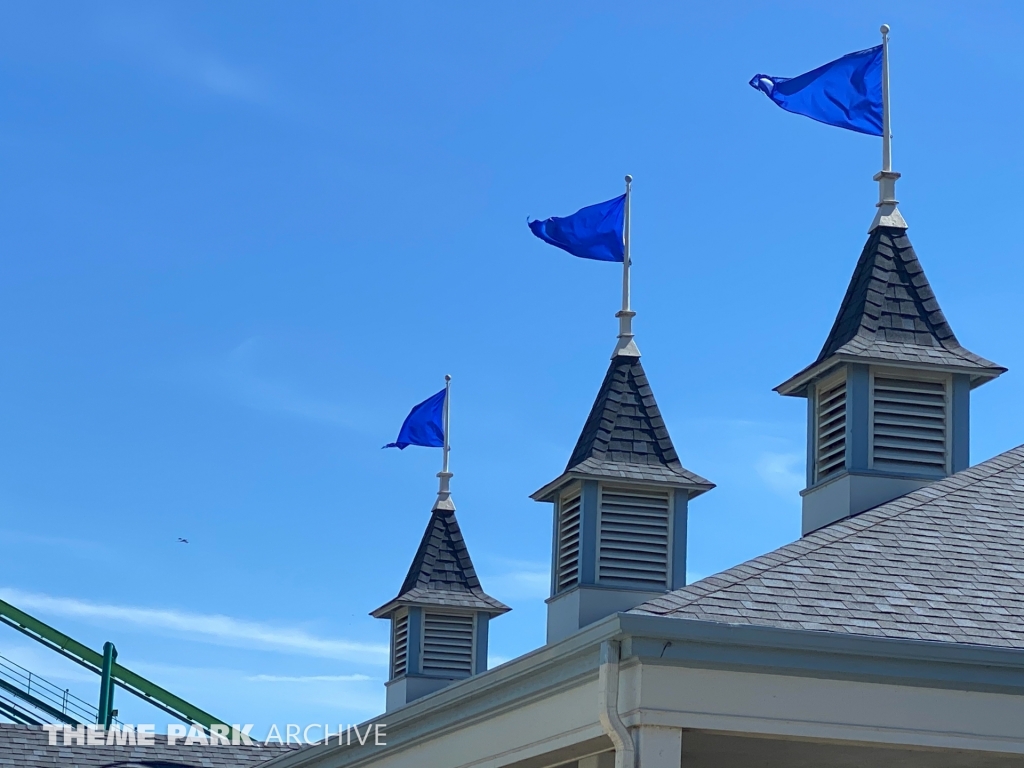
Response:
[[776, 353, 1005, 397], [530, 470, 711, 503]]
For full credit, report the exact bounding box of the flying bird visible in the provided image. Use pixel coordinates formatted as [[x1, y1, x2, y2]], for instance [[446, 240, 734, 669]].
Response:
[[177, 538, 189, 544]]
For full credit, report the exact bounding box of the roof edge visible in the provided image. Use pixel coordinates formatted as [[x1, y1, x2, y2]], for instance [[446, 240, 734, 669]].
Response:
[[371, 591, 511, 619], [260, 611, 1024, 768], [776, 353, 1007, 397], [530, 469, 715, 503]]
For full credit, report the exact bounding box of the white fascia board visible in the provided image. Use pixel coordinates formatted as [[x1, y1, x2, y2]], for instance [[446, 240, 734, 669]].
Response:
[[263, 613, 1024, 768], [777, 354, 1004, 397]]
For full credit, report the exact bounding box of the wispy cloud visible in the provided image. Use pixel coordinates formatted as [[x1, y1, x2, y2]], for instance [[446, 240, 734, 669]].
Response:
[[118, 660, 385, 717], [215, 337, 360, 429], [0, 641, 97, 684], [0, 528, 110, 559], [755, 452, 805, 497], [98, 14, 272, 106], [0, 588, 387, 665], [246, 674, 372, 683], [480, 559, 550, 601]]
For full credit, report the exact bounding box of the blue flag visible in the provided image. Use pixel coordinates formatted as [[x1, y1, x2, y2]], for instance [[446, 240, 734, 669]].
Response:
[[528, 194, 626, 262], [384, 388, 445, 449], [750, 46, 883, 136]]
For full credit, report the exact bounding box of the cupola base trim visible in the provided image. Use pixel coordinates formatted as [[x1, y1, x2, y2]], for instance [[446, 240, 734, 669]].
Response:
[[801, 471, 936, 535]]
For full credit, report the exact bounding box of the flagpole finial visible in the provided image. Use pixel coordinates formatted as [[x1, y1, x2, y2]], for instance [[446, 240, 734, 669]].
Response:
[[624, 174, 632, 184], [880, 23, 890, 35]]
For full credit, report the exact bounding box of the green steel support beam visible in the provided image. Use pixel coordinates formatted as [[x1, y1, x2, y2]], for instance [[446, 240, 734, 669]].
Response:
[[97, 641, 117, 727], [0, 597, 239, 740]]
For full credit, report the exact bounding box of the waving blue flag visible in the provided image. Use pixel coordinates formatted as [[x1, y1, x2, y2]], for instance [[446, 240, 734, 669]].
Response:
[[750, 46, 883, 136], [528, 194, 625, 262], [384, 388, 445, 449]]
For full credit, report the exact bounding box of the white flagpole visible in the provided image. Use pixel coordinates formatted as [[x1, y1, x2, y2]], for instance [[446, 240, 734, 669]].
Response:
[[442, 374, 451, 474], [869, 24, 906, 232], [613, 174, 640, 358], [622, 175, 632, 315], [881, 24, 892, 172], [434, 374, 455, 511]]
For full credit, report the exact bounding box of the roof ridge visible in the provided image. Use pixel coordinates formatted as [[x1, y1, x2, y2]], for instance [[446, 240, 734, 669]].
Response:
[[639, 444, 1024, 613]]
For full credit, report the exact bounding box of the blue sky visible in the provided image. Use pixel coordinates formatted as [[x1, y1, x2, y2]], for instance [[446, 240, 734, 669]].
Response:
[[0, 1, 1021, 734]]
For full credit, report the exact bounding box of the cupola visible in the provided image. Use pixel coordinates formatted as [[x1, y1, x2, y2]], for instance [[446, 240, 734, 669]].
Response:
[[371, 476, 509, 711], [777, 176, 1005, 534], [532, 348, 713, 644], [531, 179, 714, 642]]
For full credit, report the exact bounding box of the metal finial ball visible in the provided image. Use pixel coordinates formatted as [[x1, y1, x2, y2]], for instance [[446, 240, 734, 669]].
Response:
[[445, 374, 452, 382], [880, 24, 890, 35], [624, 174, 633, 183]]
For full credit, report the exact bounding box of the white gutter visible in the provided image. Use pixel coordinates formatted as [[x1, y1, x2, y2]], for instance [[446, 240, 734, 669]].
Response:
[[598, 640, 634, 768]]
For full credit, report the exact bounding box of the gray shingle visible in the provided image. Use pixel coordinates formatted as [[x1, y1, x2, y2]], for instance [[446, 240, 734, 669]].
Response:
[[631, 444, 1024, 649], [779, 227, 1005, 393], [533, 354, 713, 500], [370, 509, 509, 618], [0, 723, 297, 767]]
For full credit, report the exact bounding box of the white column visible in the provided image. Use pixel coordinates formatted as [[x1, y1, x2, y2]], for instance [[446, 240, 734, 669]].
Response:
[[633, 725, 682, 768]]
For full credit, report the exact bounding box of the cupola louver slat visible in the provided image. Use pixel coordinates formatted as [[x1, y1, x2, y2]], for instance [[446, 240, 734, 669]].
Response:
[[598, 487, 669, 589], [556, 489, 582, 593], [816, 377, 847, 482], [873, 376, 947, 475], [422, 613, 474, 678], [391, 613, 409, 679]]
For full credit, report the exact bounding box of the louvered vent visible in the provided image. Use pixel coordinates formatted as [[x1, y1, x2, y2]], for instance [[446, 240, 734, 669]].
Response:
[[598, 487, 670, 589], [422, 613, 474, 678], [816, 376, 847, 481], [391, 613, 409, 679], [555, 488, 582, 593], [872, 376, 948, 475]]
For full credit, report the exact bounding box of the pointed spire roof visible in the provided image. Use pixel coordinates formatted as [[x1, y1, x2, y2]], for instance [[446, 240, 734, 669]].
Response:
[[777, 227, 1005, 396], [371, 506, 509, 618], [532, 352, 713, 502]]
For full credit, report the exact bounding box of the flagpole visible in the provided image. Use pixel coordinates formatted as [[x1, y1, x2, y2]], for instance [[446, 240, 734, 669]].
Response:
[[613, 174, 640, 358], [881, 24, 891, 173], [869, 24, 906, 232], [622, 175, 631, 315], [434, 374, 455, 512], [442, 374, 451, 474]]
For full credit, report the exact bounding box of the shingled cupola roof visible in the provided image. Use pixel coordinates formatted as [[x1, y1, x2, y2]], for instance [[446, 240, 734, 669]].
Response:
[[371, 507, 509, 619], [776, 226, 1006, 397], [531, 352, 714, 503], [373, 486, 508, 711]]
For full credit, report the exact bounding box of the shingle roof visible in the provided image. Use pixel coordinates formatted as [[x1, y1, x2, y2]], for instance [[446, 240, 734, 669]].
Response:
[[0, 723, 297, 767], [532, 354, 713, 501], [370, 508, 509, 618], [631, 444, 1024, 649], [777, 227, 1005, 394]]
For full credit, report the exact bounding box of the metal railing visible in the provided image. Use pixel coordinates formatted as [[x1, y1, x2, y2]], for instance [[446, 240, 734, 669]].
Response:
[[0, 652, 99, 724], [0, 597, 230, 738]]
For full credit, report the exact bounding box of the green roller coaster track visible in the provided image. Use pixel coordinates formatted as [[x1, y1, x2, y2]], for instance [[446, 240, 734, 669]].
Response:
[[0, 596, 243, 741]]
